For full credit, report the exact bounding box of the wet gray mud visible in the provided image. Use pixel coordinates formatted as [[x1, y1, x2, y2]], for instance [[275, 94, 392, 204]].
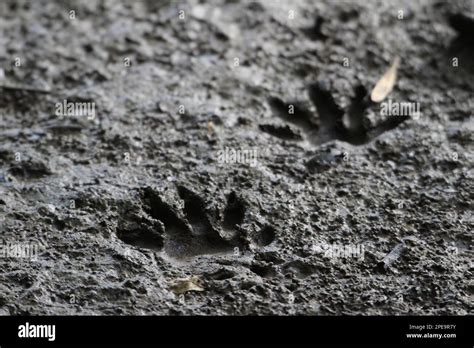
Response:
[[0, 0, 472, 315]]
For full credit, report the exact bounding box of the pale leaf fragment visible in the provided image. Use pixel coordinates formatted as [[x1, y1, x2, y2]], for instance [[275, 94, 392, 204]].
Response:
[[169, 276, 204, 295], [207, 121, 215, 134], [370, 57, 400, 103]]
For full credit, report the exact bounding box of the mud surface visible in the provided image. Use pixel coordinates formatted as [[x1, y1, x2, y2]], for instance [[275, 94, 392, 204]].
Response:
[[0, 0, 472, 315]]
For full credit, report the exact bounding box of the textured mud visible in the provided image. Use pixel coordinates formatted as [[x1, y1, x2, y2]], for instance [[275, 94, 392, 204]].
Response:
[[0, 0, 472, 315]]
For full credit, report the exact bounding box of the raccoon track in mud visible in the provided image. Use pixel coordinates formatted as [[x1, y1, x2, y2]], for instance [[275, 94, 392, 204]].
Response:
[[264, 82, 408, 146]]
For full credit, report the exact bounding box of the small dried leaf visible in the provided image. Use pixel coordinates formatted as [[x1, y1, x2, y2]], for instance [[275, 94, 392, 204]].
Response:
[[207, 121, 215, 133], [370, 57, 400, 103], [169, 276, 204, 295]]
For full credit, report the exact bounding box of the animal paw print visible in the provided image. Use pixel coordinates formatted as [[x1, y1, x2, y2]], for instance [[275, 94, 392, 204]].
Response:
[[117, 186, 276, 261], [260, 81, 407, 146]]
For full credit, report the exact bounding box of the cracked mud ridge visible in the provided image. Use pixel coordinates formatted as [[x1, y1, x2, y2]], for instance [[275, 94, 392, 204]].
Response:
[[0, 0, 472, 315]]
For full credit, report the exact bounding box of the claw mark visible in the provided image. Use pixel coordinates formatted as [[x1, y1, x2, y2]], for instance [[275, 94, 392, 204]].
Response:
[[302, 16, 327, 41], [258, 124, 303, 141], [264, 96, 319, 144], [254, 225, 276, 247], [176, 185, 214, 237], [308, 81, 347, 144], [222, 191, 246, 240]]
